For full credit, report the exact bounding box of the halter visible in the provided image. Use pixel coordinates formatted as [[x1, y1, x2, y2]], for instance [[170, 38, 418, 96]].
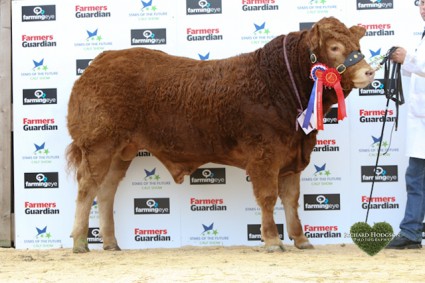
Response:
[[309, 49, 365, 74]]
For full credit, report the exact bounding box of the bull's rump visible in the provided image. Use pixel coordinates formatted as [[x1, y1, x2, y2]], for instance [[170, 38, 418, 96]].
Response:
[[67, 47, 279, 154]]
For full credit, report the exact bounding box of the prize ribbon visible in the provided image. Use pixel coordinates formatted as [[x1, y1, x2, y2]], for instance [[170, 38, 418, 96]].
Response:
[[303, 63, 327, 130], [322, 68, 347, 121]]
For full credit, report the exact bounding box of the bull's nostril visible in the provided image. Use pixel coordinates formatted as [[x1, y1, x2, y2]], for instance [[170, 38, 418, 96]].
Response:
[[366, 69, 375, 77]]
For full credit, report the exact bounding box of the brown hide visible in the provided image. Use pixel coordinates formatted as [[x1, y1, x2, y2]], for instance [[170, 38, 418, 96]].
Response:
[[67, 17, 374, 253]]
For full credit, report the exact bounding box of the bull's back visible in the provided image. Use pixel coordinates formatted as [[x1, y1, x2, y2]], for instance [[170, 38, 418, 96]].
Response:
[[67, 48, 259, 148]]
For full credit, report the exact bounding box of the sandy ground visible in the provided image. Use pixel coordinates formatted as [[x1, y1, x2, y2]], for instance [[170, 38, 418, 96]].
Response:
[[0, 244, 424, 283]]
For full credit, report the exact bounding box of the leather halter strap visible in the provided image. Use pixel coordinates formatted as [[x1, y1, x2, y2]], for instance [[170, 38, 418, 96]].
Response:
[[309, 50, 365, 74]]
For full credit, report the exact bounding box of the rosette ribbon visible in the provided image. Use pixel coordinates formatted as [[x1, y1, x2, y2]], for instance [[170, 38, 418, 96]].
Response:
[[303, 64, 348, 131], [322, 68, 347, 122], [303, 64, 327, 130]]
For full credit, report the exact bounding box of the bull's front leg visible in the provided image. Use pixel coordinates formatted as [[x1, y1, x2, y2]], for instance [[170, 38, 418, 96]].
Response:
[[249, 165, 284, 252], [278, 172, 313, 249]]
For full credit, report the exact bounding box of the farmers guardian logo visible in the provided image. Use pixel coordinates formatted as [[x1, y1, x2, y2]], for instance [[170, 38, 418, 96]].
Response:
[[131, 29, 167, 45], [241, 0, 279, 12], [361, 196, 399, 209], [304, 194, 340, 211], [190, 198, 227, 211], [136, 150, 152, 157], [359, 109, 396, 123], [190, 168, 226, 185], [134, 228, 171, 242], [247, 224, 283, 241], [24, 202, 59, 215], [23, 89, 57, 105], [76, 59, 93, 76], [297, 0, 338, 15], [23, 118, 58, 131], [129, 0, 168, 20], [358, 23, 395, 37], [304, 225, 341, 238], [313, 139, 340, 152], [186, 0, 222, 15], [75, 5, 111, 18], [88, 228, 103, 244], [134, 198, 170, 214], [24, 172, 59, 189], [357, 0, 393, 10], [358, 134, 399, 157], [22, 5, 55, 22], [361, 165, 398, 182], [186, 28, 223, 42], [21, 35, 56, 48]]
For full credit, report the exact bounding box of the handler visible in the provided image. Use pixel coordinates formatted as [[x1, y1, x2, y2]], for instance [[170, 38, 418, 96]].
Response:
[[386, 0, 425, 249]]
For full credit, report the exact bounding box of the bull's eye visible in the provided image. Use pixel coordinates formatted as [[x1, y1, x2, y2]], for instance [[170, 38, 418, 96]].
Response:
[[330, 46, 339, 52]]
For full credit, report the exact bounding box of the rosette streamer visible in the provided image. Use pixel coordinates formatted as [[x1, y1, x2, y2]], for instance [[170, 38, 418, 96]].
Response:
[[303, 64, 347, 131], [303, 64, 326, 130]]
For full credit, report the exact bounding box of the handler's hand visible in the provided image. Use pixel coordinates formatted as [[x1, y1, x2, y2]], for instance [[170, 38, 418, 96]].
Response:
[[390, 47, 406, 64]]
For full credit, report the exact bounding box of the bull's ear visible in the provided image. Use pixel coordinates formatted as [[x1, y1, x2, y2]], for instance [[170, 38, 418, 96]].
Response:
[[349, 26, 366, 40], [308, 23, 322, 51]]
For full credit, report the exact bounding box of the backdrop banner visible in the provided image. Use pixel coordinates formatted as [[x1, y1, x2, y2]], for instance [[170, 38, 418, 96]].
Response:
[[12, 0, 420, 250]]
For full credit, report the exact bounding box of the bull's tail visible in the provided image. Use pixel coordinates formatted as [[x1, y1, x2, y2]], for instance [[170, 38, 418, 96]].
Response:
[[66, 141, 82, 177]]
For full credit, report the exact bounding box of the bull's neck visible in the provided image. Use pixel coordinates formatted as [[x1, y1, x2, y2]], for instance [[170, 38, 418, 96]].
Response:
[[257, 32, 314, 112]]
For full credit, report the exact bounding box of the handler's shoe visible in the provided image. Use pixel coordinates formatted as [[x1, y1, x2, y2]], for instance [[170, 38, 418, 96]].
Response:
[[385, 235, 422, 249]]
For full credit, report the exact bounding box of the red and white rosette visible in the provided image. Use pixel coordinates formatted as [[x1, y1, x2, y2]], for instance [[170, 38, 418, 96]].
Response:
[[322, 68, 347, 122]]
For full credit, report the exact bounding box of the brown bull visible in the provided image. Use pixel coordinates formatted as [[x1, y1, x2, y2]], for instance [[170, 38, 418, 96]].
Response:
[[67, 17, 374, 253]]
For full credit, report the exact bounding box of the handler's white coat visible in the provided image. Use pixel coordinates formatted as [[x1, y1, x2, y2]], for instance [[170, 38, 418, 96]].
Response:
[[402, 36, 425, 159]]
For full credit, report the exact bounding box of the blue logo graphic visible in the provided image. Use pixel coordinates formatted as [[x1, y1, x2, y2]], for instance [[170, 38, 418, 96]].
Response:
[[254, 22, 265, 33], [371, 135, 381, 146], [32, 58, 47, 71], [201, 223, 218, 236], [198, 52, 210, 60], [35, 226, 49, 238], [86, 28, 100, 41], [369, 48, 381, 58], [34, 142, 47, 154], [314, 163, 327, 176], [144, 168, 160, 181], [142, 0, 153, 9]]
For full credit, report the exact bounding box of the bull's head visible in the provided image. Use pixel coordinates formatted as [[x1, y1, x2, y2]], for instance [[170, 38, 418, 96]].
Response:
[[308, 17, 375, 91]]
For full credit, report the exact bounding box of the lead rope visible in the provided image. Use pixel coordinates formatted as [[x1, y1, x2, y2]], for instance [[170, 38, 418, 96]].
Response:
[[365, 47, 404, 223], [283, 35, 304, 130]]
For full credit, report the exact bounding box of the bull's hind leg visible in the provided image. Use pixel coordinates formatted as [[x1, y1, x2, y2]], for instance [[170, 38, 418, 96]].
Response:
[[278, 172, 313, 249], [97, 152, 133, 251], [248, 164, 284, 252], [72, 144, 114, 253]]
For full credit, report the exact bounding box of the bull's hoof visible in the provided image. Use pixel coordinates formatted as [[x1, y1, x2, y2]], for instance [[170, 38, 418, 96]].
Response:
[[103, 244, 121, 251], [265, 244, 286, 253], [296, 241, 314, 249], [73, 246, 90, 253]]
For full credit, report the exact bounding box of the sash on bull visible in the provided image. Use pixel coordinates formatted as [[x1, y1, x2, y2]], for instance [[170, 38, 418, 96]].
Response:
[[67, 17, 374, 253]]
